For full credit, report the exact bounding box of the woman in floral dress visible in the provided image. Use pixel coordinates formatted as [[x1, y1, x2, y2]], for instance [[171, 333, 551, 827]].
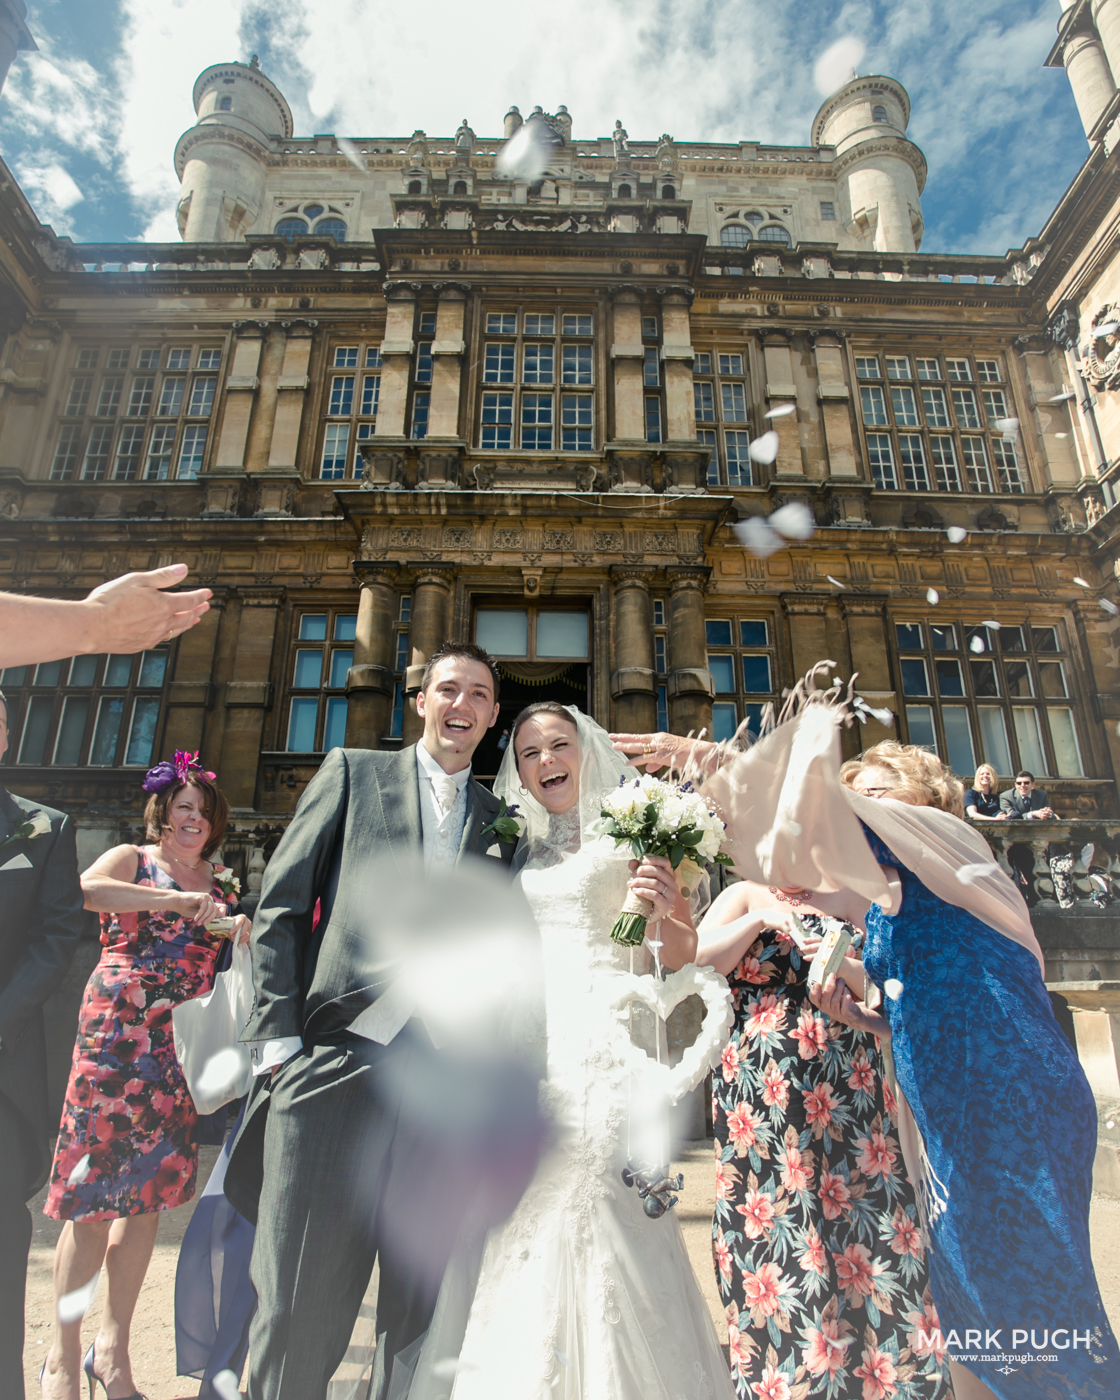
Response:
[[40, 755, 249, 1400], [696, 879, 952, 1400]]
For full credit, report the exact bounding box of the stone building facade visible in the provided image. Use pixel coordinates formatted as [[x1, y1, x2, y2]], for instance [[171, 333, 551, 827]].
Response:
[[0, 42, 1119, 1030]]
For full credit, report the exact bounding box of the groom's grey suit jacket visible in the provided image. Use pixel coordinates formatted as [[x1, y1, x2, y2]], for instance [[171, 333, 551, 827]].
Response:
[[227, 744, 525, 1218]]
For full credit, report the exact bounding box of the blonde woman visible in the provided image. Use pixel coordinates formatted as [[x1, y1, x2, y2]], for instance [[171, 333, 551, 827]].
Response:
[[962, 763, 1005, 822]]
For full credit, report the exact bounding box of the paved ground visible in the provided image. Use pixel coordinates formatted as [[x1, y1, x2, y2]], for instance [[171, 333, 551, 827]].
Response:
[[24, 1143, 1120, 1398]]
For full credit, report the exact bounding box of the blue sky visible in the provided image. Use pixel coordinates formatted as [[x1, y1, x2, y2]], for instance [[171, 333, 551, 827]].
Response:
[[0, 0, 1090, 255]]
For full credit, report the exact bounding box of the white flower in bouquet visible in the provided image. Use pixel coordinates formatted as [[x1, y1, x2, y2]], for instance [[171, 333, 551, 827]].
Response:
[[594, 776, 735, 946]]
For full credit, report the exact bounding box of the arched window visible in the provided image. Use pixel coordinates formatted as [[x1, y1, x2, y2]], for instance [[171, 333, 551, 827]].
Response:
[[218, 96, 232, 111], [617, 184, 632, 199], [720, 224, 750, 247], [304, 204, 324, 219], [314, 218, 347, 241], [407, 180, 422, 194], [872, 104, 889, 124], [452, 180, 468, 195], [757, 224, 792, 246], [275, 217, 308, 240], [661, 184, 675, 200], [743, 211, 765, 226]]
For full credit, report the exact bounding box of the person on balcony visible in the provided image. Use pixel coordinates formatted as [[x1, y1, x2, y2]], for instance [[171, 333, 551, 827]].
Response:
[[999, 771, 1074, 909], [963, 763, 1006, 822]]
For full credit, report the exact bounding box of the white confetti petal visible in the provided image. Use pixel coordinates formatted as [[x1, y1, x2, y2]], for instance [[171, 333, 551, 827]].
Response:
[[495, 122, 549, 181], [1095, 321, 1120, 337], [335, 137, 367, 173], [785, 820, 803, 836], [58, 1273, 99, 1324], [734, 516, 784, 558], [66, 1154, 91, 1187], [554, 1349, 570, 1367], [1048, 390, 1075, 402], [969, 635, 986, 653], [1081, 844, 1095, 868], [814, 36, 866, 96], [946, 526, 968, 543], [768, 501, 815, 540], [212, 1371, 241, 1400], [765, 403, 796, 418], [995, 417, 1020, 440], [195, 1048, 245, 1098], [982, 619, 1002, 630], [956, 861, 1002, 885], [432, 1358, 479, 1382], [1074, 576, 1091, 588], [826, 575, 847, 589], [1056, 432, 1069, 439], [747, 430, 780, 465], [884, 978, 904, 1001], [925, 588, 939, 605], [1101, 598, 1120, 615], [1107, 1120, 1116, 1129]]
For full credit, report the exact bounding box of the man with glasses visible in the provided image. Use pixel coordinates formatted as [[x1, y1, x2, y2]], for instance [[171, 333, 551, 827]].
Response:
[[1000, 770, 1074, 908]]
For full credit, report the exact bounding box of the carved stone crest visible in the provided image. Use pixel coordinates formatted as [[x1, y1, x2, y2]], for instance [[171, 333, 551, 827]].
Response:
[[1083, 304, 1120, 389]]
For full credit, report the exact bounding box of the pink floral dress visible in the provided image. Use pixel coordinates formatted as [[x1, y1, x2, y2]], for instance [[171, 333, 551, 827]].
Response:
[[45, 848, 231, 1221]]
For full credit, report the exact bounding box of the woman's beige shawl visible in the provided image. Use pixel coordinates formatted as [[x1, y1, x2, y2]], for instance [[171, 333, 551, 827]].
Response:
[[704, 704, 1043, 972]]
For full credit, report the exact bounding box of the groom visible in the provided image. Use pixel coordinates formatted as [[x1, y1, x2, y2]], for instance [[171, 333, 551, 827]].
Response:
[[225, 641, 544, 1400]]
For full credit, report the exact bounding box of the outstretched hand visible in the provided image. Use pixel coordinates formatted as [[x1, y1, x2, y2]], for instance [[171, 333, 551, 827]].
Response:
[[84, 565, 211, 651], [610, 731, 718, 774]]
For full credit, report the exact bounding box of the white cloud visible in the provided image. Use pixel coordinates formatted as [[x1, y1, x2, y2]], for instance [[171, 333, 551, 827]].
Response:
[[14, 156, 83, 230], [0, 0, 1088, 253]]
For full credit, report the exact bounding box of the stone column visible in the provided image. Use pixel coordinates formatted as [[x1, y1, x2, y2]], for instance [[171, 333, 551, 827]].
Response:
[[426, 282, 468, 439], [242, 325, 285, 472], [1091, 0, 1120, 99], [214, 322, 266, 469], [345, 563, 398, 748], [609, 568, 656, 732], [1062, 25, 1117, 136], [401, 565, 454, 743], [812, 331, 857, 477], [660, 287, 695, 442], [666, 568, 713, 736], [609, 286, 645, 442], [267, 319, 316, 470], [162, 596, 223, 755], [841, 597, 897, 749], [759, 329, 803, 479], [217, 587, 283, 808], [377, 282, 418, 439]]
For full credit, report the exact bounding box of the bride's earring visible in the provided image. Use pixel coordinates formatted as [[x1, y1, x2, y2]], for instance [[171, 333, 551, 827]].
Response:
[[519, 784, 528, 795]]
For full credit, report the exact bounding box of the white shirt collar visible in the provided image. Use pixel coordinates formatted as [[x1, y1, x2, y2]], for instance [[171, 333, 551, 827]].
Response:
[[416, 741, 472, 792]]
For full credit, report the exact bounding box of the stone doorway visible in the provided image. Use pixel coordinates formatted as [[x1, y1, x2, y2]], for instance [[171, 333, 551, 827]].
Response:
[[473, 662, 589, 783]]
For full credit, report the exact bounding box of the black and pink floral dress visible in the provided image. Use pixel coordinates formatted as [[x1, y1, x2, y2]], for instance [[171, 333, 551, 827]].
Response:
[[45, 848, 231, 1222], [712, 913, 952, 1400]]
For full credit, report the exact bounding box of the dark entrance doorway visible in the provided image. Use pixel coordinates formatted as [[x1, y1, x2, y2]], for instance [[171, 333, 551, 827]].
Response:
[[473, 663, 589, 783]]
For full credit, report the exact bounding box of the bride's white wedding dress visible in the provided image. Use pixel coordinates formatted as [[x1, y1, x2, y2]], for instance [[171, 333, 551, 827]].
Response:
[[402, 814, 736, 1400]]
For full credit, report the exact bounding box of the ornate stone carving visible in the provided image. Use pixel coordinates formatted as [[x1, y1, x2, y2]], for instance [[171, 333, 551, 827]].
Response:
[[493, 529, 523, 550], [472, 459, 597, 491], [417, 451, 462, 491], [1082, 304, 1120, 389], [643, 531, 677, 554], [360, 447, 406, 490], [248, 246, 281, 271], [594, 530, 624, 552], [544, 529, 575, 550], [442, 526, 472, 549], [296, 248, 328, 271], [389, 527, 422, 548]]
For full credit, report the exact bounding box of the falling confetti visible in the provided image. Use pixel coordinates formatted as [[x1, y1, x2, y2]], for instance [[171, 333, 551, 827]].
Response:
[[995, 417, 1020, 441], [765, 403, 796, 418], [956, 861, 1003, 884], [926, 588, 939, 605], [884, 978, 904, 1001], [747, 430, 780, 465], [58, 1273, 100, 1325], [1074, 576, 1091, 588], [1081, 844, 1095, 868], [1056, 432, 1069, 439], [826, 575, 847, 589], [734, 515, 783, 559], [211, 1372, 241, 1400], [1048, 389, 1076, 403], [982, 620, 1001, 630], [1101, 599, 1120, 615], [432, 1358, 480, 1382], [66, 1154, 91, 1187], [969, 635, 986, 653], [495, 122, 550, 181], [195, 1048, 246, 1098], [768, 502, 815, 540], [946, 526, 968, 543], [784, 820, 804, 836], [1095, 321, 1120, 337], [1108, 1120, 1116, 1129], [854, 697, 894, 725], [813, 36, 866, 96], [335, 137, 367, 173]]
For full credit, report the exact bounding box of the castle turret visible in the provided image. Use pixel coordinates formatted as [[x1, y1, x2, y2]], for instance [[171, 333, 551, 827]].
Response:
[[1048, 1, 1118, 139], [174, 58, 292, 242], [812, 76, 926, 253]]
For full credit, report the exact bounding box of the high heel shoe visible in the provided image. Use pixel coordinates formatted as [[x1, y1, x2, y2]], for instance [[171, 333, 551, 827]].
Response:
[[82, 1343, 146, 1400]]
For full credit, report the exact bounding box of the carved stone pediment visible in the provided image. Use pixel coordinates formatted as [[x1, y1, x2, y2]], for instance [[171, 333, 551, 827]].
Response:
[[472, 459, 598, 492]]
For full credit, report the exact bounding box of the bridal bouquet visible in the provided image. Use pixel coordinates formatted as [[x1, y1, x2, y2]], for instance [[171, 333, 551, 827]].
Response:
[[593, 775, 734, 946]]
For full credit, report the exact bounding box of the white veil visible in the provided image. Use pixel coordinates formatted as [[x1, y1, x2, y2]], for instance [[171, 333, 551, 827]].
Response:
[[493, 704, 630, 854]]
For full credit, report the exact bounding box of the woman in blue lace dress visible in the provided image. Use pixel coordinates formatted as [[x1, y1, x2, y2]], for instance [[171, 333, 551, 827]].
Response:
[[811, 741, 1117, 1400]]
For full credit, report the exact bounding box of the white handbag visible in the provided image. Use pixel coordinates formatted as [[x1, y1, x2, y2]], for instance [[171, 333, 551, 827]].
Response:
[[173, 938, 254, 1115]]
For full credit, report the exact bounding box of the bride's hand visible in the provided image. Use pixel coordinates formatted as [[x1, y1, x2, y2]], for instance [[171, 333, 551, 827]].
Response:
[[628, 855, 681, 921], [610, 731, 718, 774]]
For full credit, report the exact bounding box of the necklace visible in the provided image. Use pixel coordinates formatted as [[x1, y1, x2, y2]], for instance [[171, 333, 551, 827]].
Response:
[[769, 886, 814, 907], [163, 847, 204, 872]]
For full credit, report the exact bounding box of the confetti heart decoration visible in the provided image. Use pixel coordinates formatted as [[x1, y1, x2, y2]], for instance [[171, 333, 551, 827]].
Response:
[[58, 1273, 100, 1325], [982, 619, 1002, 630], [969, 636, 986, 653], [609, 965, 733, 1104], [946, 526, 968, 543], [765, 403, 796, 418], [1101, 599, 1119, 616], [734, 515, 783, 558], [1048, 389, 1075, 402], [926, 588, 940, 605], [66, 1154, 91, 1187], [1074, 576, 1090, 588], [956, 861, 1003, 884], [884, 979, 904, 1001], [768, 502, 815, 540], [748, 430, 780, 464]]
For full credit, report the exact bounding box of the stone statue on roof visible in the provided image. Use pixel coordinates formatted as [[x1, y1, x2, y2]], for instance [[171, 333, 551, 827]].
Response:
[[612, 120, 629, 158]]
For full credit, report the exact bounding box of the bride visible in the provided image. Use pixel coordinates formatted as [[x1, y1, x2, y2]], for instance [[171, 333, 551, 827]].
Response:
[[399, 702, 737, 1400]]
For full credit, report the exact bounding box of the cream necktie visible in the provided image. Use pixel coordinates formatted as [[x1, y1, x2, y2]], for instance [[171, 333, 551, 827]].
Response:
[[433, 773, 459, 821]]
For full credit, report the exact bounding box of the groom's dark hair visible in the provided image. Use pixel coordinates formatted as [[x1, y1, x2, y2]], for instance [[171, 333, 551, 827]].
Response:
[[421, 640, 501, 700]]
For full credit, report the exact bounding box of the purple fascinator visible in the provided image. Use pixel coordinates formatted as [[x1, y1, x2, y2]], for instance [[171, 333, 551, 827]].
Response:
[[142, 749, 217, 794]]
